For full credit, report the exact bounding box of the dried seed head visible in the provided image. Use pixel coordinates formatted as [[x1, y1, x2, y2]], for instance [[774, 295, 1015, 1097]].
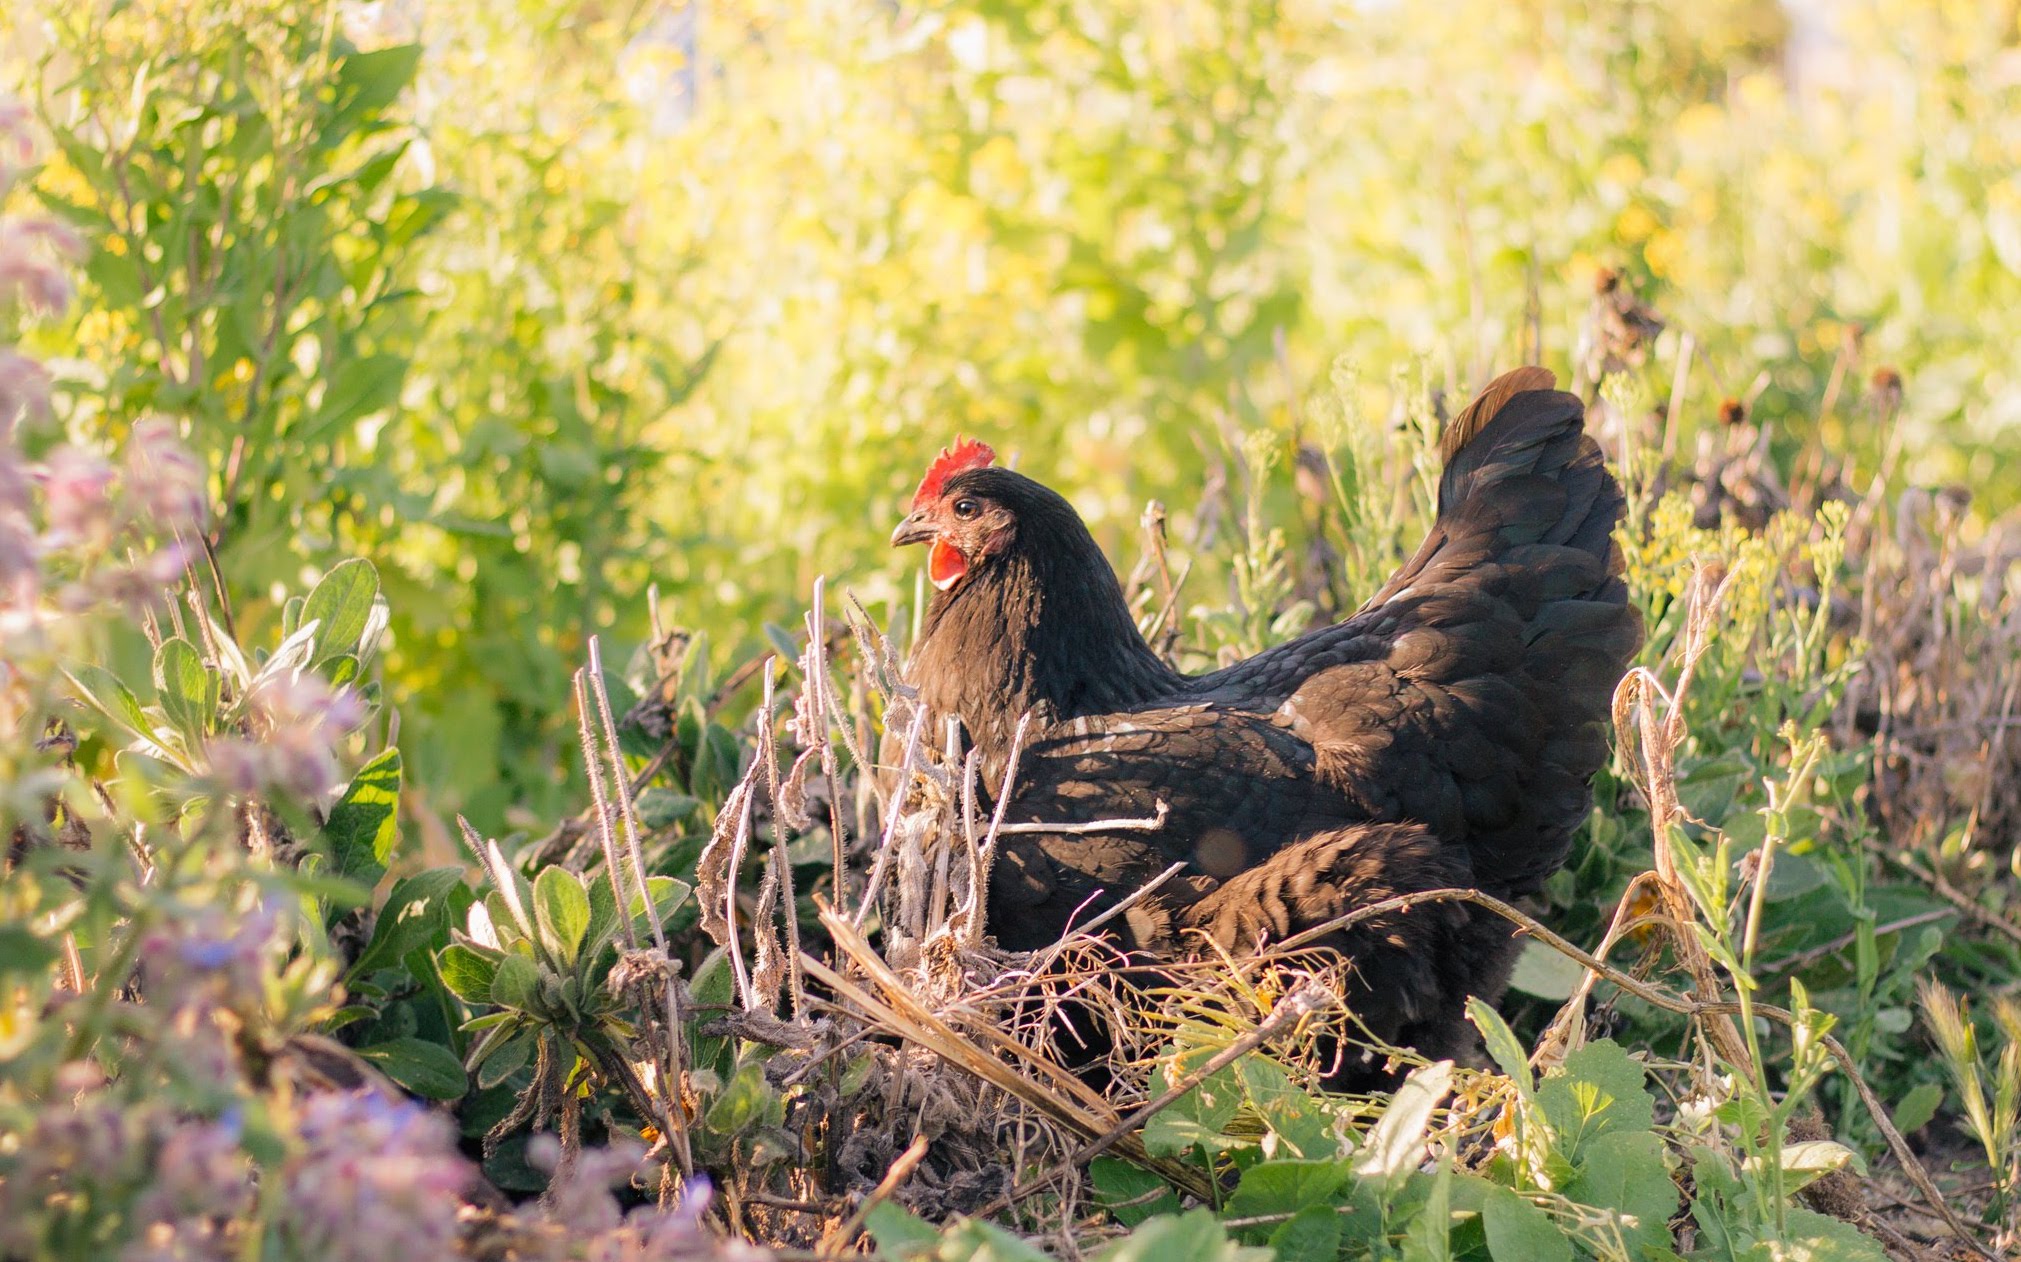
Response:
[[1717, 398, 1747, 428]]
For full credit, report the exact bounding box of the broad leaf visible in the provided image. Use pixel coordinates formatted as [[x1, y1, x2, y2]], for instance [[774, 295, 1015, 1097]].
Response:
[[350, 867, 465, 976], [1480, 1186, 1570, 1262], [301, 558, 381, 662], [306, 354, 406, 445], [1091, 1157, 1180, 1227], [864, 1202, 939, 1259], [1356, 1060, 1451, 1179], [359, 1036, 468, 1100], [437, 943, 500, 1003], [154, 638, 217, 740], [1224, 1159, 1354, 1221], [490, 953, 540, 1011], [1562, 1129, 1677, 1257], [1536, 1040, 1654, 1160], [533, 866, 591, 966], [323, 747, 403, 883], [1094, 1208, 1272, 1262], [1467, 997, 1534, 1097]]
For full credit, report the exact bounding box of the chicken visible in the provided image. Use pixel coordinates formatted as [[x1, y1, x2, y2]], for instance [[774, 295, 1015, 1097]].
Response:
[[888, 367, 1640, 1080]]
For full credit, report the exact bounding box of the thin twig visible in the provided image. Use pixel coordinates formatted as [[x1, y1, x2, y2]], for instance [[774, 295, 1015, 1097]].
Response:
[[991, 802, 1169, 836]]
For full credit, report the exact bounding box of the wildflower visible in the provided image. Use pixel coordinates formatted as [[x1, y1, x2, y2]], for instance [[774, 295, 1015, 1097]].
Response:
[[73, 544, 185, 617], [0, 222, 75, 315], [139, 900, 283, 1012], [38, 445, 115, 546], [126, 1115, 254, 1258], [246, 673, 369, 797], [0, 349, 52, 432], [0, 95, 32, 171], [0, 506, 38, 607], [125, 419, 210, 531], [277, 1090, 470, 1262]]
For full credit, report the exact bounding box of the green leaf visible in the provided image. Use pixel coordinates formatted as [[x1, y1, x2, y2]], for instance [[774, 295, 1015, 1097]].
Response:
[[1404, 1161, 1453, 1262], [1537, 1041, 1654, 1160], [67, 665, 154, 741], [1093, 1207, 1272, 1262], [1237, 1056, 1339, 1159], [1506, 940, 1585, 1001], [476, 1031, 534, 1089], [153, 638, 217, 740], [340, 44, 422, 110], [704, 1062, 775, 1136], [0, 926, 60, 976], [1771, 1208, 1889, 1262], [584, 870, 623, 959], [437, 943, 500, 1003], [307, 353, 407, 443], [1467, 998, 1534, 1097], [1267, 1207, 1341, 1262], [301, 558, 382, 661], [1357, 1061, 1451, 1179], [323, 747, 403, 883], [1562, 1129, 1677, 1256], [1224, 1159, 1354, 1221], [533, 867, 591, 966], [636, 789, 702, 829], [351, 867, 465, 976], [490, 953, 540, 1011], [1091, 1157, 1180, 1227], [864, 1202, 939, 1259], [635, 874, 692, 923], [1892, 1082, 1943, 1134], [1480, 1186, 1570, 1262], [358, 1036, 468, 1100], [1142, 1063, 1244, 1157], [1769, 1140, 1865, 1193], [934, 1220, 1052, 1262]]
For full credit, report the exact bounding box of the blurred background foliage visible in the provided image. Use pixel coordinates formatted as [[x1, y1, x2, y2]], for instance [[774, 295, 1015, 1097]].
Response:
[[6, 0, 2020, 830]]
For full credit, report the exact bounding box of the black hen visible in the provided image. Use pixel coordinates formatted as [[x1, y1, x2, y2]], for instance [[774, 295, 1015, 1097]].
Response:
[[887, 368, 1640, 1078]]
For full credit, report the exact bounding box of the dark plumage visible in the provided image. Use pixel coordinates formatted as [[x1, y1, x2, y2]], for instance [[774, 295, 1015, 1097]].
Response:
[[889, 368, 1641, 1083]]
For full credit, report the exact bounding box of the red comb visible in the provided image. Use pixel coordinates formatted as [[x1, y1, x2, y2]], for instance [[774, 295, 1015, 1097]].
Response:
[[911, 438, 996, 507]]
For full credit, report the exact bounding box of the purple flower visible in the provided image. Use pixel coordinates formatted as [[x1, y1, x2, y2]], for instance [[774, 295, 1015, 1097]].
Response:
[[38, 445, 115, 546], [0, 350, 51, 433], [0, 223, 74, 315], [125, 419, 209, 531], [277, 1090, 471, 1262], [0, 95, 33, 170], [243, 674, 369, 798]]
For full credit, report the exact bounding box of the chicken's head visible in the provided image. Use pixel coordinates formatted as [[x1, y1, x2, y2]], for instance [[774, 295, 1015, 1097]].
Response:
[[890, 437, 1013, 591]]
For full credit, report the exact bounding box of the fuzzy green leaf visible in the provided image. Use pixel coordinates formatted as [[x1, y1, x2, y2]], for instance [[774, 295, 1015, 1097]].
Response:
[[301, 558, 381, 661], [359, 1036, 468, 1100], [438, 943, 500, 1004], [154, 637, 217, 740], [532, 866, 590, 966], [351, 866, 465, 976], [323, 747, 403, 883]]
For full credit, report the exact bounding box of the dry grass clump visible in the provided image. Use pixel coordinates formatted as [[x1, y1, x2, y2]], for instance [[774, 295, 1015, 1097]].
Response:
[[672, 592, 1377, 1250]]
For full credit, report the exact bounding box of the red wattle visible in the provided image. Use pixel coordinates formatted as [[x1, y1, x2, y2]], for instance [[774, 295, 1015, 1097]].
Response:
[[928, 538, 969, 590]]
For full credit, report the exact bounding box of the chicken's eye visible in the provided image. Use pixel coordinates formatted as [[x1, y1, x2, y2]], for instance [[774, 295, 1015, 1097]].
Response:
[[952, 497, 981, 520]]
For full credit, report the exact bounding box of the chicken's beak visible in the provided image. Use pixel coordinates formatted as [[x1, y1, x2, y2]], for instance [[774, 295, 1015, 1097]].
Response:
[[890, 511, 935, 547]]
